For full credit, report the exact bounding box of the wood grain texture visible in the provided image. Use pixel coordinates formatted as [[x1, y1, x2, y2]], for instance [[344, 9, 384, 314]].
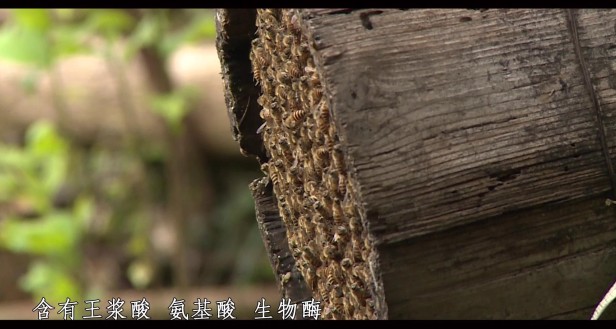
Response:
[[215, 9, 266, 162], [303, 8, 610, 243], [250, 178, 313, 305], [299, 8, 616, 318], [217, 9, 313, 314], [380, 197, 616, 319]]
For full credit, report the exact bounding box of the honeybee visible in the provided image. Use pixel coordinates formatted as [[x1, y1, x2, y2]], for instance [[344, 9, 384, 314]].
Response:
[[302, 245, 321, 268], [303, 266, 316, 289], [332, 202, 344, 224], [274, 82, 288, 98], [333, 226, 349, 244], [286, 172, 302, 188], [316, 103, 329, 128], [289, 193, 302, 211], [311, 213, 324, 225], [351, 238, 364, 262], [289, 11, 302, 35], [312, 199, 330, 219], [322, 244, 338, 260], [294, 227, 306, 242], [304, 180, 317, 195], [282, 35, 295, 48], [308, 73, 320, 88], [281, 271, 292, 284], [275, 32, 284, 46], [284, 109, 306, 129], [313, 146, 329, 165], [276, 70, 291, 84], [291, 80, 302, 92], [332, 147, 345, 171], [315, 222, 330, 242], [320, 121, 330, 139], [258, 67, 270, 85], [270, 172, 280, 187], [305, 63, 316, 74], [324, 171, 338, 192], [297, 134, 312, 154], [291, 42, 305, 59], [251, 63, 262, 84], [349, 284, 367, 307], [341, 187, 353, 205], [349, 216, 363, 235], [327, 123, 337, 140], [331, 262, 344, 282], [325, 269, 337, 288], [341, 257, 353, 269], [342, 297, 356, 317], [287, 62, 301, 79], [259, 106, 271, 121], [363, 235, 373, 251], [298, 86, 309, 103], [261, 11, 278, 29], [291, 109, 307, 122], [352, 264, 369, 281], [260, 162, 269, 173], [338, 174, 348, 197], [251, 45, 268, 65]]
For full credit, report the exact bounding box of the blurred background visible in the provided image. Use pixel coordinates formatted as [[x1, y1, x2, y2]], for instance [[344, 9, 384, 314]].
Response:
[[0, 9, 279, 319]]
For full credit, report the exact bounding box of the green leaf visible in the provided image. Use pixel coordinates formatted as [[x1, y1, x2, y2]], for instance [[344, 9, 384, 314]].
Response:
[[53, 9, 78, 21], [125, 13, 162, 60], [12, 9, 51, 32], [24, 122, 69, 192], [84, 9, 134, 40], [0, 145, 30, 169], [182, 14, 217, 42], [26, 121, 68, 157], [20, 261, 81, 307], [149, 89, 195, 133], [52, 25, 91, 58], [0, 25, 51, 68], [0, 212, 80, 255], [73, 196, 94, 227], [160, 15, 216, 57]]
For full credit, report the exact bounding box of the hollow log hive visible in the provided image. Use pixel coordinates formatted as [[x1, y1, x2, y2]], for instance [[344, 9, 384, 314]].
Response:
[[216, 9, 616, 319]]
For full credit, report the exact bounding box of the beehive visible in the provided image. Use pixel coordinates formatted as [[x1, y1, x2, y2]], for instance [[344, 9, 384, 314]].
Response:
[[217, 9, 616, 319], [249, 9, 377, 319]]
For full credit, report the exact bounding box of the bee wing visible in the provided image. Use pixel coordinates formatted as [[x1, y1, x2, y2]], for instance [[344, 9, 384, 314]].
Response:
[[256, 122, 267, 134]]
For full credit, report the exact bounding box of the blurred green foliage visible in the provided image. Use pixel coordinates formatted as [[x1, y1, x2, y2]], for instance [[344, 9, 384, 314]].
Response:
[[0, 9, 272, 310], [0, 122, 91, 307], [150, 87, 198, 134]]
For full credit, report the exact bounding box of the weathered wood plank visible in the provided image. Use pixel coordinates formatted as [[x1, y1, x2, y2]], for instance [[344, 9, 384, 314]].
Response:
[[219, 8, 616, 319], [300, 8, 616, 318], [380, 196, 616, 319], [217, 8, 313, 311], [304, 8, 611, 243], [578, 10, 616, 183], [250, 177, 312, 304], [215, 9, 266, 162]]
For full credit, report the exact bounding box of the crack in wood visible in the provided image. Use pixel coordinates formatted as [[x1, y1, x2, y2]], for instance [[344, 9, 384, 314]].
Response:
[[359, 10, 384, 30], [566, 9, 616, 200]]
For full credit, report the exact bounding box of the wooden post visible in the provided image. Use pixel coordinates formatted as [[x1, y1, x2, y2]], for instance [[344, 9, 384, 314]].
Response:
[[217, 8, 616, 319]]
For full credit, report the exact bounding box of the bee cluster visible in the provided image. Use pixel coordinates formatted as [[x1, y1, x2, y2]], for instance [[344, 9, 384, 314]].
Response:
[[250, 9, 377, 319]]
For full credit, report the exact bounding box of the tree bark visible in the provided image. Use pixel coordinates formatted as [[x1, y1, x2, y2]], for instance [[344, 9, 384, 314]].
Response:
[[217, 8, 616, 319]]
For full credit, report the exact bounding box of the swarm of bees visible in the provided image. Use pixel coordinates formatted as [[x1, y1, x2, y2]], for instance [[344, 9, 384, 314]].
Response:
[[250, 9, 377, 320]]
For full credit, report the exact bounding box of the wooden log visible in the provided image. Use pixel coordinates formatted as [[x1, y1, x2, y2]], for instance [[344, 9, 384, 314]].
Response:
[[250, 177, 313, 305], [216, 8, 616, 319]]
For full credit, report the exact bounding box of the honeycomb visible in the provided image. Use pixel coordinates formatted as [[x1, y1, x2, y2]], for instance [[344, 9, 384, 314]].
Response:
[[250, 9, 377, 319]]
